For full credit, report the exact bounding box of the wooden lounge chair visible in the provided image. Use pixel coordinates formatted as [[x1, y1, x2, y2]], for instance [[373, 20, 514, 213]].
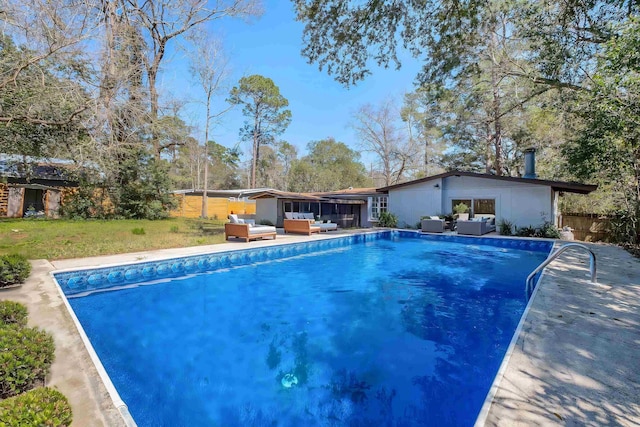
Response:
[[225, 214, 276, 242], [224, 223, 276, 242], [284, 219, 321, 235]]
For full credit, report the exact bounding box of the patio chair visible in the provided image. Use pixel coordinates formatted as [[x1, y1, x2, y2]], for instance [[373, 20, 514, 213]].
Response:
[[421, 216, 446, 233]]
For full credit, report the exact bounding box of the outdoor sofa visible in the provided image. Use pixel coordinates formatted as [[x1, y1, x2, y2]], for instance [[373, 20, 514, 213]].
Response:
[[283, 219, 321, 235], [421, 216, 446, 233], [456, 216, 496, 236], [225, 214, 276, 242]]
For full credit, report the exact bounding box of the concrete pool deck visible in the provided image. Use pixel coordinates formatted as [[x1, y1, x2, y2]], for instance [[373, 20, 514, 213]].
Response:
[[1, 230, 638, 426]]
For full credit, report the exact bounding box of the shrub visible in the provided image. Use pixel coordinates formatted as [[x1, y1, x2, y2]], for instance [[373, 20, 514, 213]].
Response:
[[0, 301, 28, 328], [609, 209, 638, 244], [377, 211, 398, 228], [0, 326, 55, 399], [498, 219, 514, 236], [169, 225, 180, 233], [537, 221, 561, 239], [259, 219, 275, 226], [131, 227, 146, 235], [0, 255, 32, 287], [0, 387, 72, 427], [516, 225, 537, 237]]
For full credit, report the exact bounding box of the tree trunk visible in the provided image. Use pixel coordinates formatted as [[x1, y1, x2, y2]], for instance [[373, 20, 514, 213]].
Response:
[[201, 92, 212, 218], [250, 108, 262, 188], [147, 38, 166, 160], [490, 30, 503, 176]]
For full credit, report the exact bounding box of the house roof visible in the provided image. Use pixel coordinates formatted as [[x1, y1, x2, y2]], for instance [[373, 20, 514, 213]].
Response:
[[249, 190, 325, 201], [377, 171, 598, 195], [172, 188, 274, 198], [312, 187, 380, 197], [249, 189, 369, 204]]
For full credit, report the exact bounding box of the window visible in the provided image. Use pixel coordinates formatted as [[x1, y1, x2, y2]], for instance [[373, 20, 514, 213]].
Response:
[[370, 196, 388, 220], [284, 201, 319, 213], [474, 199, 495, 215], [451, 199, 472, 213], [450, 198, 495, 216]]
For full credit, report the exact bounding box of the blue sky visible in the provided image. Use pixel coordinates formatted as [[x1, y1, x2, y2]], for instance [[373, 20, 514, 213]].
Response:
[[162, 2, 422, 165]]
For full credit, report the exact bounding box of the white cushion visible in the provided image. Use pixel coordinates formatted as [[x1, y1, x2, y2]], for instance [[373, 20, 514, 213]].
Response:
[[228, 214, 239, 223], [318, 223, 338, 231], [430, 216, 441, 220], [237, 218, 245, 224], [249, 225, 276, 234], [284, 212, 293, 219], [303, 213, 315, 220]]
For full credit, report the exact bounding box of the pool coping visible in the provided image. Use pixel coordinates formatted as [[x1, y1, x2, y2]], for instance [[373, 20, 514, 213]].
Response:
[[473, 241, 558, 426], [5, 230, 637, 426], [52, 276, 138, 426]]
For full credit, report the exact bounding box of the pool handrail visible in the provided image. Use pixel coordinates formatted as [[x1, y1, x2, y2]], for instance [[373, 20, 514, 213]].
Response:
[[526, 243, 597, 298]]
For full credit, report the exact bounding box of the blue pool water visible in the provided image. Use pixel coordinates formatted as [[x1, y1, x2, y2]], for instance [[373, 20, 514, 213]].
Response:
[[66, 235, 550, 426]]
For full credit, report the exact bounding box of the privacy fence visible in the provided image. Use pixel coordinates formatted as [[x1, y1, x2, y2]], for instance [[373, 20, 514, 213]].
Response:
[[560, 213, 611, 242], [170, 195, 256, 219]]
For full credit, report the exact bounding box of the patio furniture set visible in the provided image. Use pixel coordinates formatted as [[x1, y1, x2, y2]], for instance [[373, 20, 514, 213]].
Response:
[[421, 215, 497, 236], [225, 212, 338, 242]]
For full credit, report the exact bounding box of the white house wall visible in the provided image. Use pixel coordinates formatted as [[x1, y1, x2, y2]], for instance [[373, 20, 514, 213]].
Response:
[[388, 175, 554, 228], [387, 178, 443, 228], [255, 198, 277, 226]]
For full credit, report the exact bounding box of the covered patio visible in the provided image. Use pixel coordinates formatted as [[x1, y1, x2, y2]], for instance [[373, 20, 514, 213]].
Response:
[[250, 190, 371, 228]]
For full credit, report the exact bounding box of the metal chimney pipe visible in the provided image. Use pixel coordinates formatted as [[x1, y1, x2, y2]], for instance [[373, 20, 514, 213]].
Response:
[[524, 148, 537, 179]]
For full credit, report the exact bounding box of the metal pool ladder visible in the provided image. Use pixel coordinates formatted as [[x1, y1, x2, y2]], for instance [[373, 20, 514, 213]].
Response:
[[526, 243, 597, 298]]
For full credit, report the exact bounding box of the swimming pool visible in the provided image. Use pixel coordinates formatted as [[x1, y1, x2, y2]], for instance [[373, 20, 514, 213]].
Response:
[[55, 232, 552, 426]]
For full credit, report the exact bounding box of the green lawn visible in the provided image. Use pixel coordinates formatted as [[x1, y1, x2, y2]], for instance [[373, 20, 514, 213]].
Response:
[[0, 218, 227, 260]]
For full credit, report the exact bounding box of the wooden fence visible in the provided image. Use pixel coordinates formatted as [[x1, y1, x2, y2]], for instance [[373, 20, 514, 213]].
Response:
[[170, 195, 256, 219], [560, 213, 611, 242]]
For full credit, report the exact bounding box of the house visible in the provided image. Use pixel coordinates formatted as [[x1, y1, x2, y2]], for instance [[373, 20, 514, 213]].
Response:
[[0, 158, 78, 218], [377, 150, 597, 228], [250, 188, 381, 228], [184, 150, 597, 229]]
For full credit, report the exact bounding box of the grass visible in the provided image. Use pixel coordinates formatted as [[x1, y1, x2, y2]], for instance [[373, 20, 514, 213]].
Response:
[[0, 218, 227, 260]]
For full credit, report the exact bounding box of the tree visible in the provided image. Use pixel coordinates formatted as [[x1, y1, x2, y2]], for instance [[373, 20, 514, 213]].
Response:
[[228, 75, 292, 188], [400, 90, 446, 177], [120, 0, 262, 159], [0, 35, 90, 159], [287, 138, 371, 192], [189, 35, 232, 217], [0, 0, 98, 126], [276, 141, 298, 190], [293, 0, 635, 90], [564, 18, 640, 243], [254, 141, 298, 189], [207, 141, 242, 189], [352, 99, 420, 186]]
